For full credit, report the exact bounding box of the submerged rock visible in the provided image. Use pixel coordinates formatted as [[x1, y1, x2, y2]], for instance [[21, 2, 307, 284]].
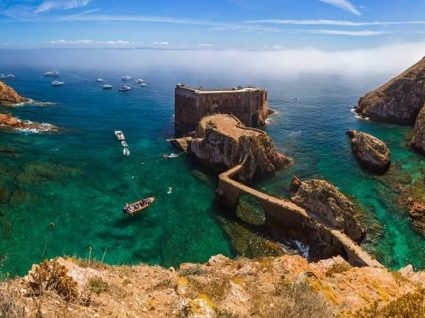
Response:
[[356, 57, 425, 123], [290, 178, 365, 242], [346, 130, 391, 174], [0, 80, 27, 105], [411, 106, 425, 154], [0, 113, 58, 133], [16, 162, 81, 185], [188, 114, 291, 181]]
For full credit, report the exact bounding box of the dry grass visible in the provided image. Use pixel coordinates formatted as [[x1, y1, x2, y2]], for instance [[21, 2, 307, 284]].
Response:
[[0, 287, 26, 318], [87, 277, 108, 295], [326, 263, 352, 277]]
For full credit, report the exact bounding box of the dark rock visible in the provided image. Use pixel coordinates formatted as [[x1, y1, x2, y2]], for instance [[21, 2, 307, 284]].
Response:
[[411, 106, 425, 154], [291, 178, 365, 242], [346, 130, 391, 174]]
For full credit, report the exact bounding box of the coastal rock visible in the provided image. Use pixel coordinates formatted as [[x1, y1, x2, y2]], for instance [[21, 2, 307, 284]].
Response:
[[188, 114, 290, 181], [0, 80, 27, 105], [411, 106, 425, 154], [346, 130, 391, 174], [356, 57, 425, 123], [0, 113, 57, 132], [290, 178, 365, 242]]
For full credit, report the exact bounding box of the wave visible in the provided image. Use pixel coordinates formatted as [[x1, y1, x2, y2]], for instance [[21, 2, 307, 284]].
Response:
[[351, 108, 370, 121], [10, 99, 56, 107], [16, 121, 57, 134]]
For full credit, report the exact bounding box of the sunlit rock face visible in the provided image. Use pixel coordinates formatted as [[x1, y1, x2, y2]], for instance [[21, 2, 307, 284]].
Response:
[[0, 81, 27, 105]]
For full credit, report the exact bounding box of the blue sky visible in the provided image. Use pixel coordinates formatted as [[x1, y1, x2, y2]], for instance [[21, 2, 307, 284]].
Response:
[[1, 0, 425, 50]]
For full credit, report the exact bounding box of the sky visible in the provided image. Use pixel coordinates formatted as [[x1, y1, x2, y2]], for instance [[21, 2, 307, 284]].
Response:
[[1, 0, 425, 50]]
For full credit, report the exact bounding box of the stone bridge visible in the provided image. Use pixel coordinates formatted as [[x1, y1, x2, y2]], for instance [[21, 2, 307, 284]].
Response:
[[217, 165, 383, 268]]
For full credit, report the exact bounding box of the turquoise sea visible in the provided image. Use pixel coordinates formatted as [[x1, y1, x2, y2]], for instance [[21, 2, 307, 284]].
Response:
[[1, 50, 425, 275]]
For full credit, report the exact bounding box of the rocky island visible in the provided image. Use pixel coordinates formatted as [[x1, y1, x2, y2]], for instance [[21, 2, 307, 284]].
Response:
[[0, 80, 27, 105], [0, 113, 57, 132], [175, 114, 290, 181], [346, 130, 391, 174]]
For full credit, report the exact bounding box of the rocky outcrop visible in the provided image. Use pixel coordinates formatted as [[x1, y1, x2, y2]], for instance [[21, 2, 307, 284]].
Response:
[[346, 130, 391, 174], [411, 106, 425, 154], [356, 57, 425, 123], [188, 114, 290, 181], [290, 177, 365, 242], [0, 113, 57, 132], [0, 81, 27, 105], [3, 255, 425, 317]]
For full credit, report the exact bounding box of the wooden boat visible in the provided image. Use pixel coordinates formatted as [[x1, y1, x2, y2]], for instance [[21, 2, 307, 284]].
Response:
[[123, 197, 155, 215]]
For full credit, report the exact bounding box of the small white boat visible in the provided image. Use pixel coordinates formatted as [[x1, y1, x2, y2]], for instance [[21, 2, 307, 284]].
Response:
[[51, 80, 65, 86], [123, 148, 130, 156], [121, 140, 128, 147], [44, 71, 59, 77], [162, 153, 179, 159], [0, 74, 6, 79], [96, 78, 104, 82], [121, 75, 132, 81], [140, 83, 147, 87], [119, 85, 131, 92], [135, 79, 144, 84], [114, 130, 125, 141], [6, 74, 15, 79], [102, 84, 113, 89]]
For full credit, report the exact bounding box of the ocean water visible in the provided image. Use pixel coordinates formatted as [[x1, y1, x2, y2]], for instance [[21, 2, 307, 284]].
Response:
[[1, 62, 425, 276]]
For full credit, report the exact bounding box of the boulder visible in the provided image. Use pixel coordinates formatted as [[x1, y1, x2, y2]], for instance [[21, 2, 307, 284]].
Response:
[[290, 178, 365, 242], [0, 80, 27, 104], [411, 106, 425, 155], [355, 57, 425, 123], [346, 130, 391, 174], [188, 114, 291, 181]]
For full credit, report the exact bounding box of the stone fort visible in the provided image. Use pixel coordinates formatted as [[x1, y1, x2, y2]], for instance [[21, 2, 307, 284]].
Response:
[[175, 84, 270, 135]]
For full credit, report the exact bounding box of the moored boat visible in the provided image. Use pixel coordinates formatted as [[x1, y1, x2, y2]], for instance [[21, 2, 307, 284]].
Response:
[[123, 197, 155, 215], [96, 78, 104, 82], [121, 140, 128, 147], [44, 71, 59, 77], [114, 130, 125, 141], [135, 78, 144, 84], [51, 80, 65, 86], [119, 85, 131, 92], [6, 74, 15, 79], [162, 153, 179, 159], [121, 75, 132, 81], [103, 84, 113, 89], [123, 148, 130, 156]]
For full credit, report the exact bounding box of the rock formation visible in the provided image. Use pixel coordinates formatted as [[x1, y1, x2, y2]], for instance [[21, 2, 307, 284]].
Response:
[[346, 130, 391, 174], [187, 114, 290, 181], [356, 57, 425, 123], [0, 80, 27, 105], [0, 113, 57, 132], [3, 255, 425, 317], [290, 177, 365, 242], [411, 106, 425, 154]]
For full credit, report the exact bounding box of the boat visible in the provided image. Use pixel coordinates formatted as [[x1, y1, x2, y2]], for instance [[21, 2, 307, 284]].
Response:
[[123, 148, 130, 156], [119, 85, 131, 92], [6, 74, 15, 78], [162, 153, 179, 159], [51, 80, 65, 86], [0, 74, 5, 79], [121, 75, 132, 81], [123, 197, 155, 215], [44, 71, 59, 77], [121, 140, 128, 147], [114, 130, 125, 141], [135, 79, 144, 84], [102, 84, 113, 89], [96, 78, 104, 82], [140, 83, 147, 87]]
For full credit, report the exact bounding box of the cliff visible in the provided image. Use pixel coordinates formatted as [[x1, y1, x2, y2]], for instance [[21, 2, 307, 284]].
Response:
[[411, 106, 425, 154], [0, 80, 27, 105], [3, 255, 425, 317], [356, 57, 425, 124], [187, 114, 290, 181]]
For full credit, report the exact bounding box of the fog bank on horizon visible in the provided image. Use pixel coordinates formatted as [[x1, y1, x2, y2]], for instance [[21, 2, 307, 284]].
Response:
[[0, 40, 424, 78]]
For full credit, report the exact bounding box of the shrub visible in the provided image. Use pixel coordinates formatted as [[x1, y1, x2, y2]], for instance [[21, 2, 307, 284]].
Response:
[[325, 263, 352, 277], [87, 277, 108, 295]]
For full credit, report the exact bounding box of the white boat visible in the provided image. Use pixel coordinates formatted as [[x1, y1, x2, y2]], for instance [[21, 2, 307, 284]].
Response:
[[135, 79, 144, 84], [6, 74, 15, 79], [96, 78, 104, 82], [0, 74, 5, 79], [44, 71, 59, 77], [162, 153, 179, 159], [123, 148, 130, 156], [119, 85, 131, 92], [121, 75, 132, 81], [114, 130, 125, 141], [51, 80, 65, 86], [140, 83, 147, 87], [121, 140, 128, 147], [102, 84, 113, 89]]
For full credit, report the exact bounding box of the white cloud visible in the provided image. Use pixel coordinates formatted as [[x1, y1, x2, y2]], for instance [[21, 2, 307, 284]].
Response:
[[308, 29, 385, 36], [35, 0, 91, 13], [319, 0, 361, 16], [153, 41, 169, 45], [47, 39, 136, 46], [198, 43, 213, 47]]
